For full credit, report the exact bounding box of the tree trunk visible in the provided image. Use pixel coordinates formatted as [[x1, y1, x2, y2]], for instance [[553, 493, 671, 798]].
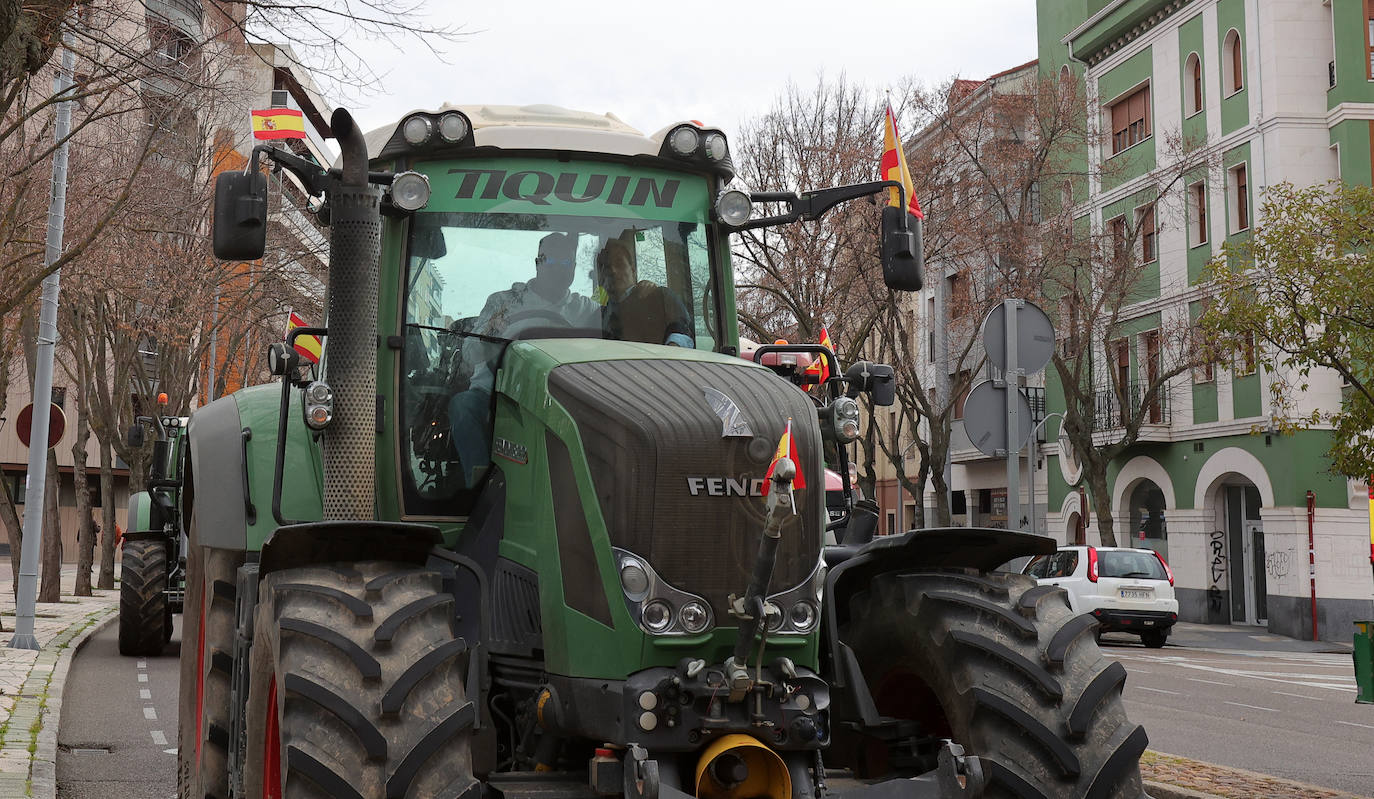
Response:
[[1085, 463, 1117, 546], [72, 388, 93, 596], [0, 484, 21, 597], [98, 441, 116, 589], [39, 449, 62, 602]]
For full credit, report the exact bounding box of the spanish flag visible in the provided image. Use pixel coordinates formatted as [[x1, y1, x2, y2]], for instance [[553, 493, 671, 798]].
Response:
[[287, 310, 323, 364], [804, 327, 834, 384], [252, 108, 306, 140], [881, 102, 923, 220], [762, 418, 806, 495]]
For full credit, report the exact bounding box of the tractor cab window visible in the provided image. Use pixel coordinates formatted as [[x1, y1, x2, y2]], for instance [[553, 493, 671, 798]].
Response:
[[399, 210, 719, 515]]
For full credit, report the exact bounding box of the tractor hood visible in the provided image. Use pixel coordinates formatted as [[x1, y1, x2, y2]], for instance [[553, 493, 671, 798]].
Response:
[[499, 340, 825, 622]]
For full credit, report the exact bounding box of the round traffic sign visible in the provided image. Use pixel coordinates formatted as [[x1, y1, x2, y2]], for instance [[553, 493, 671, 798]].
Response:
[[983, 300, 1055, 374], [961, 380, 1034, 459], [15, 402, 66, 449]]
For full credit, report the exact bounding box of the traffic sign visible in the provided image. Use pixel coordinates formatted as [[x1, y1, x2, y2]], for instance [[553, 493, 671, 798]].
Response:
[[15, 403, 66, 449], [962, 380, 1034, 459], [983, 300, 1054, 374]]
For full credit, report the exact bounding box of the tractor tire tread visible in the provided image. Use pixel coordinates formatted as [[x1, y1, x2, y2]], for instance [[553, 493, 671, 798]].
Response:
[[119, 540, 168, 656], [1068, 662, 1129, 739], [244, 562, 474, 799], [843, 570, 1148, 799]]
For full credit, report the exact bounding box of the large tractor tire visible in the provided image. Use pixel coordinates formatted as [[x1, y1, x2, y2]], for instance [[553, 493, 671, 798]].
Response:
[[177, 521, 244, 799], [242, 561, 478, 798], [119, 539, 168, 656], [843, 570, 1149, 799]]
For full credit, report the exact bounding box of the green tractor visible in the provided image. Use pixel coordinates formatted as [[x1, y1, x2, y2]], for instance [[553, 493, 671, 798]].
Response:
[[120, 411, 188, 655], [180, 104, 1149, 799]]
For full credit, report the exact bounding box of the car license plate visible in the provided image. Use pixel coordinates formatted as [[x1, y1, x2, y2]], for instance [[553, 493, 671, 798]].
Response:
[[1120, 589, 1152, 599]]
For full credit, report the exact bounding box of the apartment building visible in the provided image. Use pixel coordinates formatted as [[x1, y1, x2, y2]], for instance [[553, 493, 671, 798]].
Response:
[[1036, 0, 1374, 639]]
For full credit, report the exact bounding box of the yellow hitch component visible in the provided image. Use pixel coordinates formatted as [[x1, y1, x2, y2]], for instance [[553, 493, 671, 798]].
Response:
[[693, 734, 791, 799]]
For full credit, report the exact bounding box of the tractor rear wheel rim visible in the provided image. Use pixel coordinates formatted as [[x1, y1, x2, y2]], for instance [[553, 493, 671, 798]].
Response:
[[263, 675, 281, 798]]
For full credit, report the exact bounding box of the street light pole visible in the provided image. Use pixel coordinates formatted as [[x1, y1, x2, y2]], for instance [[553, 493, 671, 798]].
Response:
[[10, 23, 75, 650]]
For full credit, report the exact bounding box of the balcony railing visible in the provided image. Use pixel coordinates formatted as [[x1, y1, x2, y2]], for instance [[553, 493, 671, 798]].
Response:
[[1092, 380, 1170, 431]]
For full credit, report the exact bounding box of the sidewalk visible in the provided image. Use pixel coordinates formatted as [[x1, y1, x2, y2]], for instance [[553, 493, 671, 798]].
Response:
[[0, 569, 118, 798]]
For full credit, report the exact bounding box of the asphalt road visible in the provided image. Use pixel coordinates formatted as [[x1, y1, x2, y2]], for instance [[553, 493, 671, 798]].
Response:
[[56, 616, 181, 799], [1102, 632, 1374, 797]]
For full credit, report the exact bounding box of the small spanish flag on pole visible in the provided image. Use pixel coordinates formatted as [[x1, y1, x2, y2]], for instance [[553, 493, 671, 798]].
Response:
[[252, 108, 306, 140], [881, 100, 923, 220], [287, 310, 323, 364], [762, 418, 806, 496], [804, 327, 835, 384]]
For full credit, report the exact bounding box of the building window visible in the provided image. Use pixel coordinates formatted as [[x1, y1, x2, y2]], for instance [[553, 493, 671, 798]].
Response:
[[1224, 29, 1244, 95], [1193, 360, 1215, 383], [1138, 206, 1157, 263], [1109, 84, 1151, 154], [1230, 164, 1249, 232], [1236, 332, 1257, 375], [1190, 181, 1208, 245], [927, 296, 936, 362], [953, 370, 971, 420], [948, 272, 969, 320], [1108, 215, 1128, 262], [1185, 52, 1203, 115], [1367, 0, 1374, 80], [1110, 338, 1131, 426]]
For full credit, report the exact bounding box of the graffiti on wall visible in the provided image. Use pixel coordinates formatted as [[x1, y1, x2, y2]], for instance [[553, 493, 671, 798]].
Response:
[[1207, 530, 1227, 612], [1265, 549, 1293, 580]]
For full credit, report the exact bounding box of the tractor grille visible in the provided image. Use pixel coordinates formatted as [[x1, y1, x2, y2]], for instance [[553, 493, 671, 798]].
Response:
[[548, 358, 823, 620]]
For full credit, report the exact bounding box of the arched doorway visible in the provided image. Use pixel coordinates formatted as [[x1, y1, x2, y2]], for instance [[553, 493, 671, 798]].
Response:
[[1194, 448, 1274, 627], [1128, 479, 1169, 560]]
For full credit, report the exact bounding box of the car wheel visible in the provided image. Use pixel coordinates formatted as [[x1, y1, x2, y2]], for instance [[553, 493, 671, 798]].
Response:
[[1141, 629, 1167, 649]]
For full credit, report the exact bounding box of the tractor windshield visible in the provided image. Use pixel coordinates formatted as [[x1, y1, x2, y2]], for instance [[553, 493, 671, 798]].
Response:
[[398, 207, 720, 515]]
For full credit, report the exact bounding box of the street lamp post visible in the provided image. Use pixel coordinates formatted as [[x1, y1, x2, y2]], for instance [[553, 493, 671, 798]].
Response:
[[894, 439, 920, 534]]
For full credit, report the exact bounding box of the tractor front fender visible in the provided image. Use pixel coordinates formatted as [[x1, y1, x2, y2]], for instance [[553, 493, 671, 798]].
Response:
[[185, 394, 250, 550], [822, 527, 1054, 690], [127, 491, 152, 535]]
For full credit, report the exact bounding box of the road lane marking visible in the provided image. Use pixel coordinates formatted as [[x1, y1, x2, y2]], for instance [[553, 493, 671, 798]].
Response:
[[1273, 691, 1319, 700], [1134, 686, 1181, 695], [138, 674, 148, 683], [137, 660, 146, 669], [144, 707, 157, 720], [1186, 678, 1233, 687], [1335, 720, 1374, 730], [151, 730, 167, 746], [140, 689, 151, 700], [1224, 701, 1278, 712]]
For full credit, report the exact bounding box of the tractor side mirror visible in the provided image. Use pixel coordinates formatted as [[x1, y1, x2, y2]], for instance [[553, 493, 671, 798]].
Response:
[[409, 224, 448, 261], [213, 171, 268, 261], [126, 424, 145, 449], [844, 362, 896, 407], [880, 206, 924, 291]]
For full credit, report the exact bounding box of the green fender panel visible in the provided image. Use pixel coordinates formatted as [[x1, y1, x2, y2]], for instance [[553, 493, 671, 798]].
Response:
[[127, 492, 152, 535], [186, 385, 324, 552]]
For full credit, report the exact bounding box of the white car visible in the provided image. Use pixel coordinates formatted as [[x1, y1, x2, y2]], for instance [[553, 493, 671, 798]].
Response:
[[1022, 546, 1179, 648]]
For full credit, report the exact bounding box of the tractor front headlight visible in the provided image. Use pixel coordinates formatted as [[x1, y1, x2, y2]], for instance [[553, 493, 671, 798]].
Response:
[[303, 380, 333, 430], [390, 171, 431, 212], [831, 396, 861, 443], [620, 559, 650, 600], [437, 111, 470, 143], [668, 125, 700, 157], [716, 190, 753, 227], [703, 132, 728, 161], [401, 114, 433, 146], [678, 600, 711, 634], [642, 600, 673, 633], [789, 600, 818, 632]]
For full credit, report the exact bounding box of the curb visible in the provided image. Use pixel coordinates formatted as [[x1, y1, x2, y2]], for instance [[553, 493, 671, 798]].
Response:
[[27, 607, 117, 799], [1145, 781, 1226, 799]]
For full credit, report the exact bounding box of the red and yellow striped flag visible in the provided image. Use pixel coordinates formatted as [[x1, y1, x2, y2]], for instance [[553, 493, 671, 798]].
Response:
[[762, 418, 806, 495], [881, 102, 924, 220], [252, 108, 306, 140], [804, 327, 834, 384], [287, 310, 322, 364]]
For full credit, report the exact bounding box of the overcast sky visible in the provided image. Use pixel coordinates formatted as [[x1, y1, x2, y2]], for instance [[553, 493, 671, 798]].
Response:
[[341, 1, 1039, 141]]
